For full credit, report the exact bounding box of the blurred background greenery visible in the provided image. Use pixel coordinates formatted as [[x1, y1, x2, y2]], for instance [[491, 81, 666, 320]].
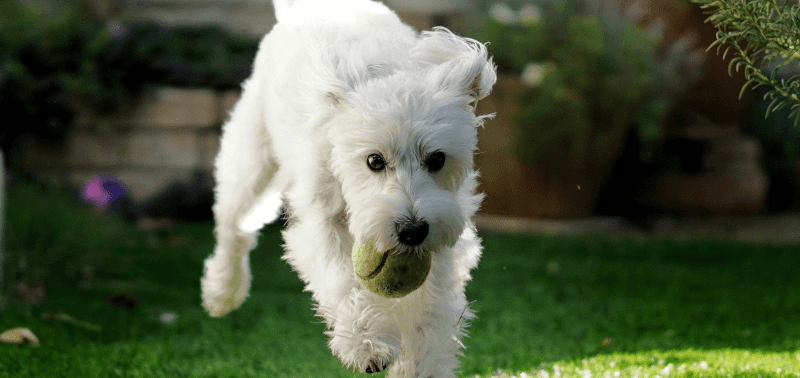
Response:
[[0, 1, 259, 168]]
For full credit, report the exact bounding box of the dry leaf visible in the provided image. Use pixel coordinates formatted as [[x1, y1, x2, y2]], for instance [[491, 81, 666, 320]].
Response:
[[0, 328, 40, 346]]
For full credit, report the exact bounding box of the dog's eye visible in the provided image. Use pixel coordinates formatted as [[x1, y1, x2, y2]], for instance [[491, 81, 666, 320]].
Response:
[[426, 151, 445, 172], [367, 154, 386, 171]]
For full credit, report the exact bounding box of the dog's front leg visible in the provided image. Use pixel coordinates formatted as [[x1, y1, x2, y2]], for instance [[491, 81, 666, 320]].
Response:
[[389, 240, 480, 378], [201, 70, 281, 317], [404, 289, 472, 378], [281, 218, 402, 374]]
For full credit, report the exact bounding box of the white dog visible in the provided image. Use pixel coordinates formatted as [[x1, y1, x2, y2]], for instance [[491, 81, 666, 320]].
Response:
[[200, 0, 495, 376]]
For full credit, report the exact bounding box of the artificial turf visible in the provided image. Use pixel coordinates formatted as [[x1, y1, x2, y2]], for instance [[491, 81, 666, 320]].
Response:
[[1, 179, 798, 377]]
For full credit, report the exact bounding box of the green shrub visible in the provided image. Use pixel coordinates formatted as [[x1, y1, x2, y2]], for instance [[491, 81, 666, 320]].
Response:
[[692, 0, 800, 127], [470, 0, 703, 165], [0, 2, 103, 151], [0, 1, 259, 169]]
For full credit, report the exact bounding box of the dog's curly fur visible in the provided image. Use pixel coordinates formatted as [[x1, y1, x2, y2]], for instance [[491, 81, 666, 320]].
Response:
[[200, 0, 496, 376]]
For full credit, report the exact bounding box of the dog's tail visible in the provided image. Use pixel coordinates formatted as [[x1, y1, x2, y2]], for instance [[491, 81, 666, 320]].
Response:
[[273, 0, 300, 22]]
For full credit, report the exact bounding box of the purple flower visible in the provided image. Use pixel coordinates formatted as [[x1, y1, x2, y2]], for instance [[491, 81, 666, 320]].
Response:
[[83, 176, 126, 207]]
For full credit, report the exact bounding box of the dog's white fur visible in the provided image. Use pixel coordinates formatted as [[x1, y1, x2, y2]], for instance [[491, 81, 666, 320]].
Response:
[[200, 0, 496, 376]]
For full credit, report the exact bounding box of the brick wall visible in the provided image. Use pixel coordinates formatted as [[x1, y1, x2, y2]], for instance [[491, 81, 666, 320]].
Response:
[[22, 88, 239, 204]]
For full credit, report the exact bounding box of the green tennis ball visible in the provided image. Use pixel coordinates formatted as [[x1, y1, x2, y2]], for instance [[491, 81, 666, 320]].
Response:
[[352, 240, 432, 298]]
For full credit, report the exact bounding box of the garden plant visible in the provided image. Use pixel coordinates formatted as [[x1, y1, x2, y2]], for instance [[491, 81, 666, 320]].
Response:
[[474, 0, 705, 165], [692, 0, 800, 126], [0, 1, 258, 170]]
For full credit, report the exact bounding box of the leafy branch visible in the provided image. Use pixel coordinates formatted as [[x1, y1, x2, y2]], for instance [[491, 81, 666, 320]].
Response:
[[692, 0, 800, 126]]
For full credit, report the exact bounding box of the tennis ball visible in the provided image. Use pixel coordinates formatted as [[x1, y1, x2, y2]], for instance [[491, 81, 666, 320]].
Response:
[[352, 240, 431, 298]]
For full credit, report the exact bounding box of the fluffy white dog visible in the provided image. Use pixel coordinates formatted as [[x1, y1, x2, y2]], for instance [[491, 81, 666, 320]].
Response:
[[200, 0, 496, 376]]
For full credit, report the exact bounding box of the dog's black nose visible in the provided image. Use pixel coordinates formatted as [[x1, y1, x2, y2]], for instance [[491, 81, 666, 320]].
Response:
[[396, 219, 429, 246]]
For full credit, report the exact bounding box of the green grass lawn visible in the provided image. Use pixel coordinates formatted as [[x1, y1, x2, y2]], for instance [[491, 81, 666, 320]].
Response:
[[1, 178, 799, 377]]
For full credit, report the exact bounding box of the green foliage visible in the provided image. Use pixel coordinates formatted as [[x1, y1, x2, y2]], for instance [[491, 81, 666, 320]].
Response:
[[0, 1, 258, 168], [0, 2, 104, 149], [692, 0, 800, 127], [473, 1, 666, 165], [743, 83, 800, 161], [106, 23, 259, 91]]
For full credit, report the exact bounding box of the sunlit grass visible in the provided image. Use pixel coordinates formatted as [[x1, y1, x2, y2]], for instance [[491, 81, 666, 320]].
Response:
[[479, 349, 800, 377]]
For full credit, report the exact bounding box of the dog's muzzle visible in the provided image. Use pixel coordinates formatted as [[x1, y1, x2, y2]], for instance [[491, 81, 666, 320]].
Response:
[[396, 219, 429, 246]]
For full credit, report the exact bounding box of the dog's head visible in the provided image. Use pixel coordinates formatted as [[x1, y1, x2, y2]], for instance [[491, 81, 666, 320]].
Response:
[[326, 27, 496, 254]]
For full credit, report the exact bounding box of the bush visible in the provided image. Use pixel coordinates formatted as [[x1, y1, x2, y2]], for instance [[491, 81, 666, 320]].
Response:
[[0, 2, 100, 150], [470, 0, 704, 165], [0, 1, 259, 169], [692, 0, 800, 127]]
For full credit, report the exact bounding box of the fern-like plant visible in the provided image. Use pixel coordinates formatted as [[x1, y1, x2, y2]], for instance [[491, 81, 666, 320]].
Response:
[[692, 0, 800, 126]]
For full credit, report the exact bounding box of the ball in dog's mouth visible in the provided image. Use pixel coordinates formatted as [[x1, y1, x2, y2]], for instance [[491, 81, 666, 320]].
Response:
[[352, 240, 431, 298]]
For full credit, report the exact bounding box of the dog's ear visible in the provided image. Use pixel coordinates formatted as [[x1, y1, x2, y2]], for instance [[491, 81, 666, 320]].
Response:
[[414, 27, 497, 108], [324, 61, 395, 107]]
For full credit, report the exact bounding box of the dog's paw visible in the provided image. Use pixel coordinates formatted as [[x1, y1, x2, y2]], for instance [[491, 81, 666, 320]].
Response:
[[200, 251, 251, 317], [329, 334, 398, 375], [353, 347, 394, 375]]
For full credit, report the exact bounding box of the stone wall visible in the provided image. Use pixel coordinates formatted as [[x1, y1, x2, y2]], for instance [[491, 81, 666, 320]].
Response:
[[120, 0, 277, 38], [14, 0, 460, 213], [21, 88, 239, 204], [105, 0, 474, 38]]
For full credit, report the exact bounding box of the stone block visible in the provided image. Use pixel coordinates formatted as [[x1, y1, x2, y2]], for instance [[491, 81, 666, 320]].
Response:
[[734, 214, 800, 243], [131, 88, 219, 128], [66, 131, 125, 167], [122, 0, 275, 38], [127, 132, 199, 168], [218, 90, 241, 123], [199, 133, 221, 169], [76, 88, 219, 129], [641, 170, 767, 215], [114, 169, 194, 202], [226, 1, 278, 37], [703, 137, 761, 172], [674, 123, 739, 141]]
